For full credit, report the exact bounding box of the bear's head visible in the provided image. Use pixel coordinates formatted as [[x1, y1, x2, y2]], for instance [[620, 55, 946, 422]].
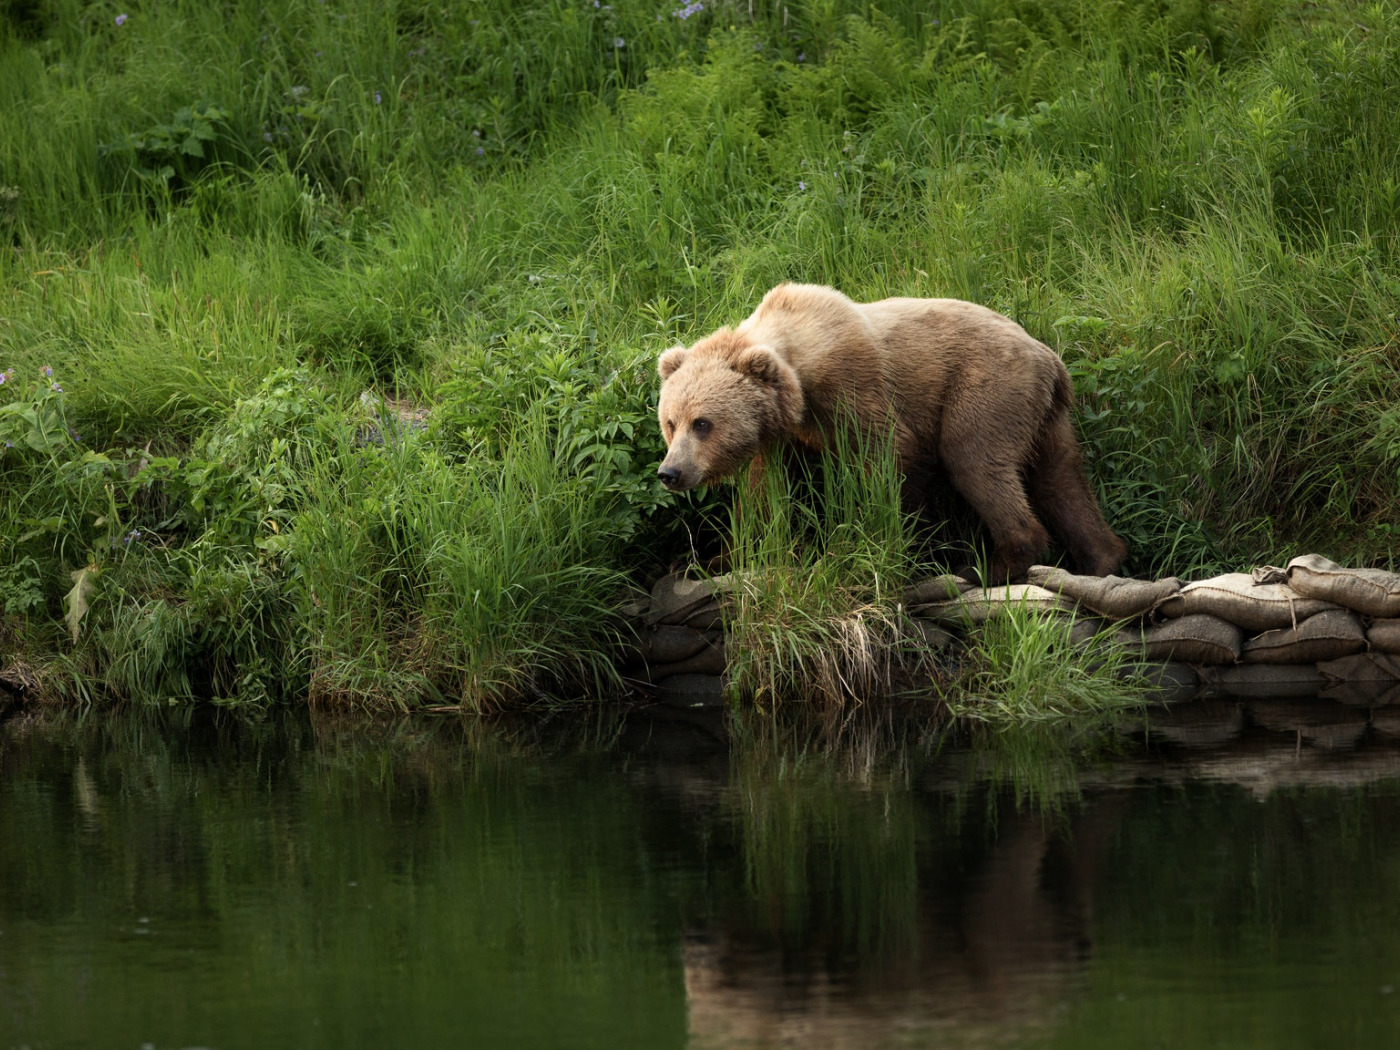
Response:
[[655, 331, 804, 491]]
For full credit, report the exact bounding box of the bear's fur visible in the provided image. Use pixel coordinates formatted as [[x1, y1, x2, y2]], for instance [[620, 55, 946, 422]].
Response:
[[656, 283, 1127, 581]]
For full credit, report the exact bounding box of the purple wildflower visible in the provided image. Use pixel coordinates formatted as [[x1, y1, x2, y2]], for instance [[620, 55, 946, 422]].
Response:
[[374, 90, 383, 105], [475, 146, 485, 156], [41, 365, 52, 378], [798, 181, 807, 191], [115, 13, 128, 26], [50, 382, 64, 393], [673, 1, 703, 19], [614, 36, 625, 48], [124, 529, 141, 545]]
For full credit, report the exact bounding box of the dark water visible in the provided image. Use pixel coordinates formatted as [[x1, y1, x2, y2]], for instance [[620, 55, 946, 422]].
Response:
[[4, 700, 1400, 1050]]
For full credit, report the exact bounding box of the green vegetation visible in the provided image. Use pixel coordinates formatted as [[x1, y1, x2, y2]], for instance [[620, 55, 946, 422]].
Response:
[[721, 424, 941, 704], [2, 0, 1398, 707], [949, 607, 1149, 723]]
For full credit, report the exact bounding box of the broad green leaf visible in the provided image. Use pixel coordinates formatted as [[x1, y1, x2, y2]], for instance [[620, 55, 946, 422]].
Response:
[[63, 564, 100, 645]]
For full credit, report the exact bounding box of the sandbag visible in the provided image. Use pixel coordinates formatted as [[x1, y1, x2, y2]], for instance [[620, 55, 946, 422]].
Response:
[[1154, 573, 1339, 632], [682, 601, 725, 631], [1319, 678, 1400, 707], [1198, 662, 1328, 698], [1285, 554, 1400, 619], [1028, 566, 1182, 619], [903, 575, 976, 606], [1317, 651, 1400, 684], [1133, 662, 1202, 704], [645, 639, 727, 682], [648, 574, 734, 626], [644, 625, 720, 665], [1141, 614, 1242, 665], [1239, 609, 1366, 665], [910, 619, 958, 651], [1366, 619, 1400, 654], [911, 584, 1075, 626], [1068, 616, 1139, 650]]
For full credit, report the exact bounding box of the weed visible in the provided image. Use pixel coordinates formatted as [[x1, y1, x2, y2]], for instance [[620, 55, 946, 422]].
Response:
[[723, 422, 947, 704], [947, 606, 1149, 725]]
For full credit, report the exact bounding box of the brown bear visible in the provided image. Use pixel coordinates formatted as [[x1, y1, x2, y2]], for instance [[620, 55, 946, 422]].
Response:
[[655, 282, 1127, 581]]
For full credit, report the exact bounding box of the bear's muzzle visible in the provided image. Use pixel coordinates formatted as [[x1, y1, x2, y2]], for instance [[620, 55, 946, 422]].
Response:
[[657, 465, 691, 490]]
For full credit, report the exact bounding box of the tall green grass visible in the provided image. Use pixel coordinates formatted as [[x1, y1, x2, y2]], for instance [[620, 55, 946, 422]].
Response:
[[947, 606, 1149, 724], [291, 408, 633, 708], [721, 424, 943, 704], [3, 0, 1399, 706]]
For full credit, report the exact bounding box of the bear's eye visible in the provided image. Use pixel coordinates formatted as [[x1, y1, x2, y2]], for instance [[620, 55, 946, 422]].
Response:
[[664, 419, 675, 436], [692, 418, 713, 437]]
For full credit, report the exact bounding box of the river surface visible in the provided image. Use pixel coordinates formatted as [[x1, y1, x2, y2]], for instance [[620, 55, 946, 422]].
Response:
[[3, 700, 1400, 1049]]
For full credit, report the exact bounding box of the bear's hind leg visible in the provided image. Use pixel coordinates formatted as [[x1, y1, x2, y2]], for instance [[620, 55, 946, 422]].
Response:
[[1025, 409, 1127, 577]]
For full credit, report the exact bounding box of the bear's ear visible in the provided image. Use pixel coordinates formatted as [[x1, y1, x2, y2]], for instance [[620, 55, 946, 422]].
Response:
[[658, 345, 688, 380], [734, 346, 804, 430], [734, 346, 794, 388]]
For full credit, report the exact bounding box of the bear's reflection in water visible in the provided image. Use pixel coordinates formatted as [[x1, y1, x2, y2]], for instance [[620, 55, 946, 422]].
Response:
[[639, 708, 1131, 1049], [680, 793, 1129, 1049]]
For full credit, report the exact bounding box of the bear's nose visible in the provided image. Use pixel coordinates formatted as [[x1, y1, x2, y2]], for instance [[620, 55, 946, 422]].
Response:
[[657, 467, 683, 488]]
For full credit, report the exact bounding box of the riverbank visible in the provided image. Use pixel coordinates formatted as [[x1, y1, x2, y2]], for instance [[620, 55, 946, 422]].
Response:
[[3, 0, 1398, 709]]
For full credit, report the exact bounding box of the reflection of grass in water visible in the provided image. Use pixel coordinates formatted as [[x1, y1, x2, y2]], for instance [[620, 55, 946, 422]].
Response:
[[943, 717, 1137, 819], [1, 706, 683, 1041], [726, 707, 924, 960]]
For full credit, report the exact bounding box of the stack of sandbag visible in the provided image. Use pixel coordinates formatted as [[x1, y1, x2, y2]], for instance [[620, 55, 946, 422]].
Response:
[[908, 554, 1400, 702], [623, 555, 1400, 704], [618, 574, 731, 690]]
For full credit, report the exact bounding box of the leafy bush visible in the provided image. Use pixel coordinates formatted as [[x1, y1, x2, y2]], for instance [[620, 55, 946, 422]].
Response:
[[99, 101, 234, 191]]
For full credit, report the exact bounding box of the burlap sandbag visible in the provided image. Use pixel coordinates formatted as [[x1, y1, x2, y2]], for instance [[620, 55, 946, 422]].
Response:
[[1135, 662, 1202, 704], [645, 638, 727, 682], [1286, 554, 1400, 619], [1320, 679, 1400, 707], [1239, 609, 1366, 664], [1067, 616, 1139, 650], [1140, 614, 1242, 665], [1153, 573, 1339, 632], [643, 625, 720, 665], [1198, 662, 1328, 698], [1028, 566, 1182, 619], [648, 574, 734, 626], [1366, 619, 1400, 654], [1317, 651, 1400, 683], [911, 584, 1075, 626], [903, 574, 976, 606]]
